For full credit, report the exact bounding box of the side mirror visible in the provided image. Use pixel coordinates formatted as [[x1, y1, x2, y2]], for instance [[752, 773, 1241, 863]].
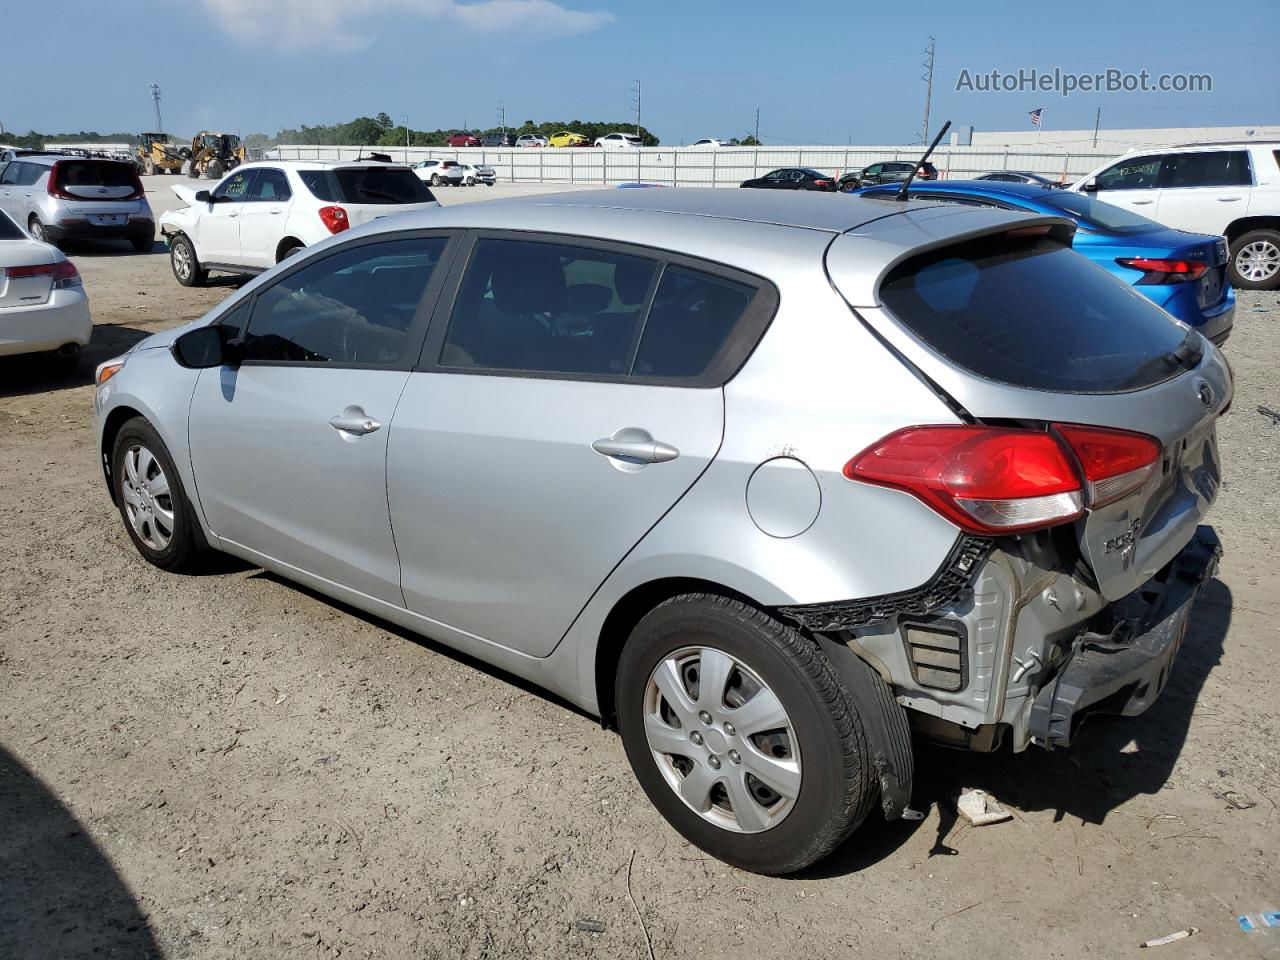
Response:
[[195, 189, 213, 203], [172, 325, 238, 369], [1082, 178, 1099, 192]]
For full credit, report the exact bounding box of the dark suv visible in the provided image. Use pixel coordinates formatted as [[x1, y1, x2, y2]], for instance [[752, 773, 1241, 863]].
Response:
[[839, 160, 938, 193], [480, 134, 515, 147]]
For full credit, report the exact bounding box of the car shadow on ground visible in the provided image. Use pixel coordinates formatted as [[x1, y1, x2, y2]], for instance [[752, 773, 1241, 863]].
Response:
[[62, 240, 166, 257], [0, 746, 163, 959], [804, 577, 1232, 878], [0, 324, 153, 399]]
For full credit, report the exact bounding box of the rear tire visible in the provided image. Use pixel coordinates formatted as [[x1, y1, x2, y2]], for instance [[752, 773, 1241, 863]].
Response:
[[111, 417, 209, 573], [205, 159, 225, 181], [27, 216, 48, 244], [431, 174, 442, 186], [1229, 229, 1280, 290], [170, 234, 207, 287], [143, 158, 157, 176], [616, 594, 876, 875]]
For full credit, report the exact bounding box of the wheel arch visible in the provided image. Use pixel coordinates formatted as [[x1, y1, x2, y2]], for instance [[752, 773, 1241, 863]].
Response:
[[275, 237, 305, 263], [100, 404, 148, 504], [1226, 215, 1280, 242]]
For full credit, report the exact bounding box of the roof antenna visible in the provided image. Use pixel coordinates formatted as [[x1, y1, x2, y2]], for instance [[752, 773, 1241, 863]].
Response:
[[896, 119, 951, 201]]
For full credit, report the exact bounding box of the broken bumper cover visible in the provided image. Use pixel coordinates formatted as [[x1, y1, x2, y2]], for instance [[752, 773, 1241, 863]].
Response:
[[1028, 526, 1221, 749]]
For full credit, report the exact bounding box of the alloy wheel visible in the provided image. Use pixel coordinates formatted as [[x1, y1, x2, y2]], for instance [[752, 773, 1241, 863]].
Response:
[[172, 240, 192, 281], [1236, 239, 1280, 284], [643, 646, 801, 834], [120, 444, 175, 550]]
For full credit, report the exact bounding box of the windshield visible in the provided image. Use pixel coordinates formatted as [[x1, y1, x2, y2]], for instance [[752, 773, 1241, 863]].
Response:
[[300, 167, 434, 205], [880, 233, 1191, 394], [1041, 192, 1161, 235]]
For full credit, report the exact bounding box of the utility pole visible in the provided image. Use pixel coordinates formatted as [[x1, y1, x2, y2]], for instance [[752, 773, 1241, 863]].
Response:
[[149, 83, 164, 134], [1092, 106, 1101, 148], [403, 116, 410, 150], [632, 80, 642, 137], [919, 38, 936, 144], [754, 106, 760, 142], [497, 102, 506, 138]]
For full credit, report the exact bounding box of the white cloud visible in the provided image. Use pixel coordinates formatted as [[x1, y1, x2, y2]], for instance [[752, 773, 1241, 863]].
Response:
[[200, 0, 613, 51]]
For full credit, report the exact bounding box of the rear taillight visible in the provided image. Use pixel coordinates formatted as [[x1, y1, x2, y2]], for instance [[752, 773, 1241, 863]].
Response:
[[813, 179, 832, 187], [844, 423, 1161, 535], [1056, 424, 1160, 507], [318, 205, 349, 234], [4, 260, 81, 289], [1115, 257, 1208, 284]]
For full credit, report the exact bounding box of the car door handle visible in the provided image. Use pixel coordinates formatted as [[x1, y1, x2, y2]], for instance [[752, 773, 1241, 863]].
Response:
[[228, 211, 239, 217], [329, 412, 381, 435], [592, 437, 679, 463], [1131, 199, 1154, 205], [1217, 196, 1243, 202]]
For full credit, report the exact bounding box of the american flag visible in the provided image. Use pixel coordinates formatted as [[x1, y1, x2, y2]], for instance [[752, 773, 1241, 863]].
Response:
[[1029, 108, 1043, 127]]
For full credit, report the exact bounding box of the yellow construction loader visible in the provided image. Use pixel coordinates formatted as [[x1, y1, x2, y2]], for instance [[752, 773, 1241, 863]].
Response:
[[135, 133, 189, 175], [185, 132, 246, 180]]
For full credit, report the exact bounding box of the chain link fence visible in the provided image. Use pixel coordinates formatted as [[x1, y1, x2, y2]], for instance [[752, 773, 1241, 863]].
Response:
[[267, 143, 1120, 186]]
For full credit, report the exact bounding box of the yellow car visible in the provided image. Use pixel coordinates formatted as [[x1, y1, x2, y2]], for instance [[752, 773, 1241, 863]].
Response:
[[548, 131, 590, 148]]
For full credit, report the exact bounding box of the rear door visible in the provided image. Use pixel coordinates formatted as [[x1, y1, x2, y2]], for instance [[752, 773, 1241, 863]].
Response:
[[388, 233, 771, 656], [828, 222, 1230, 601], [188, 231, 458, 603], [0, 162, 22, 219], [236, 166, 293, 268], [1154, 149, 1253, 236], [198, 168, 256, 263]]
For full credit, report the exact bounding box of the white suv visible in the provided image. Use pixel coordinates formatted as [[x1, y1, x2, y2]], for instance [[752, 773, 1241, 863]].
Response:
[[159, 161, 439, 286], [411, 159, 465, 187], [1072, 141, 1280, 290], [595, 132, 643, 149]]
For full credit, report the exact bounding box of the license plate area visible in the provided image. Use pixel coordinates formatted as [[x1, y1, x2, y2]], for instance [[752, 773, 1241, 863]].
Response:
[[90, 214, 127, 226], [1197, 266, 1224, 308]]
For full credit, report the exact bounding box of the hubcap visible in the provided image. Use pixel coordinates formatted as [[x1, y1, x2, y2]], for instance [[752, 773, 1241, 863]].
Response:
[[120, 444, 175, 550], [1236, 239, 1280, 283], [173, 242, 192, 279], [643, 646, 801, 834]]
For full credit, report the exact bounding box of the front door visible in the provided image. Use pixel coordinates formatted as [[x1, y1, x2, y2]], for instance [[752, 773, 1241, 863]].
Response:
[[198, 168, 256, 264], [1087, 153, 1164, 218], [388, 234, 766, 657], [187, 232, 456, 604]]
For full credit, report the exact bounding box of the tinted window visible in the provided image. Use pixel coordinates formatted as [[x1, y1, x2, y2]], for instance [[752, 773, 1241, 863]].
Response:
[[1161, 150, 1251, 188], [0, 209, 24, 240], [56, 160, 135, 188], [880, 233, 1189, 394], [300, 167, 434, 204], [249, 168, 291, 201], [1041, 191, 1162, 235], [1094, 155, 1162, 190], [439, 238, 658, 375], [213, 168, 255, 201], [242, 238, 447, 365], [633, 267, 753, 378], [0, 163, 20, 185], [18, 163, 45, 186]]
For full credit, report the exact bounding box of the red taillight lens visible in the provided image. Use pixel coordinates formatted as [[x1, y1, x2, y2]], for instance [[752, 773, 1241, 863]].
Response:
[[5, 263, 55, 278], [845, 426, 1084, 534], [1056, 424, 1160, 507], [318, 205, 349, 234], [813, 179, 832, 187], [52, 259, 82, 289], [1115, 257, 1208, 284]]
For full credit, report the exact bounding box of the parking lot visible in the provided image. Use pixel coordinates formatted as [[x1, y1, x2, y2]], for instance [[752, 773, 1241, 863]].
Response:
[[2, 178, 1278, 960]]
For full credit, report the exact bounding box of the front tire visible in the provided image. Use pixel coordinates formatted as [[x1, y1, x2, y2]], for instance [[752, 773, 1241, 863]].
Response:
[[431, 174, 442, 186], [111, 417, 208, 572], [616, 594, 876, 875], [169, 234, 207, 287], [1229, 229, 1280, 290], [205, 159, 224, 181]]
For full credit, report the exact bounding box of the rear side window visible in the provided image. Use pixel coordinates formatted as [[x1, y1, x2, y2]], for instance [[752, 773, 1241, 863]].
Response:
[[300, 167, 434, 204], [633, 267, 753, 377], [242, 237, 448, 366], [879, 234, 1190, 394], [1161, 150, 1251, 188], [18, 163, 45, 186]]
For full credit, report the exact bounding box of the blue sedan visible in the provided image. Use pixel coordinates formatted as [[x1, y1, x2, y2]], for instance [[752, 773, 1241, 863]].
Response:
[[856, 180, 1234, 345]]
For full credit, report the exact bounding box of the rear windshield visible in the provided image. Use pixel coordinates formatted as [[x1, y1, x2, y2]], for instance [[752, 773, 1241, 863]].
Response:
[[0, 209, 24, 240], [57, 160, 137, 187], [300, 167, 434, 205], [880, 233, 1190, 394], [1040, 192, 1160, 235]]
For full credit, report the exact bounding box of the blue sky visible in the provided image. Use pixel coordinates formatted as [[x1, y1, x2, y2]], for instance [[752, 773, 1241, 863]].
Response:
[[3, 0, 1276, 144]]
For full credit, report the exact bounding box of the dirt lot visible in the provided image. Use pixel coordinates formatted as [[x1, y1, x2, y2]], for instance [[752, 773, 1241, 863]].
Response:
[[2, 181, 1278, 960]]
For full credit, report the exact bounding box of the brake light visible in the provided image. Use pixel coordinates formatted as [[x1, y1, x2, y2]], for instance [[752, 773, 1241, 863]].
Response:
[[318, 205, 349, 234], [1056, 425, 1160, 507], [813, 179, 832, 187], [845, 426, 1085, 534], [844, 423, 1162, 534], [4, 260, 81, 288], [1115, 257, 1208, 284], [5, 263, 55, 279]]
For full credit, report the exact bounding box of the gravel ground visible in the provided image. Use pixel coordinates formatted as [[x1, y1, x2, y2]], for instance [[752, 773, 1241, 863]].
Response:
[[1, 180, 1278, 960]]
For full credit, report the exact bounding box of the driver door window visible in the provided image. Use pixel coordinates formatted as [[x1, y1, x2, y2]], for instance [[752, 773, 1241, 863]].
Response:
[[213, 168, 256, 200], [242, 237, 449, 367], [1094, 155, 1163, 191]]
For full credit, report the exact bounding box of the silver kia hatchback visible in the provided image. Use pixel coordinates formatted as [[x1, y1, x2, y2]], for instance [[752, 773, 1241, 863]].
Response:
[[0, 155, 154, 251], [94, 189, 1227, 874]]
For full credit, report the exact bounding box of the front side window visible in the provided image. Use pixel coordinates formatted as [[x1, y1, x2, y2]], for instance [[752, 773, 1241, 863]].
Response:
[[249, 168, 291, 201], [1094, 155, 1162, 191], [439, 238, 657, 375], [241, 237, 448, 366], [1161, 150, 1252, 188], [213, 169, 255, 201]]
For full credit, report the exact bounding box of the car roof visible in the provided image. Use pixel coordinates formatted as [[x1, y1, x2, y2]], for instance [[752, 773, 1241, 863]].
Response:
[[862, 179, 1059, 201], [1169, 140, 1280, 149], [22, 154, 132, 167], [248, 159, 411, 171]]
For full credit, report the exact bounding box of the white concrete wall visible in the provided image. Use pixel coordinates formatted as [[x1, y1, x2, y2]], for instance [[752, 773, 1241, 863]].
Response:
[[971, 125, 1280, 152]]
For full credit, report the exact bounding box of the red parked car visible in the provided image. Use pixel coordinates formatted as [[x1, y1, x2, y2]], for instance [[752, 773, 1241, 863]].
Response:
[[447, 133, 481, 147]]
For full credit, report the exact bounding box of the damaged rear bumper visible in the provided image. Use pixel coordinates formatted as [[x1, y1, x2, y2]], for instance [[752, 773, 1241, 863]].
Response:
[[1027, 526, 1221, 749]]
